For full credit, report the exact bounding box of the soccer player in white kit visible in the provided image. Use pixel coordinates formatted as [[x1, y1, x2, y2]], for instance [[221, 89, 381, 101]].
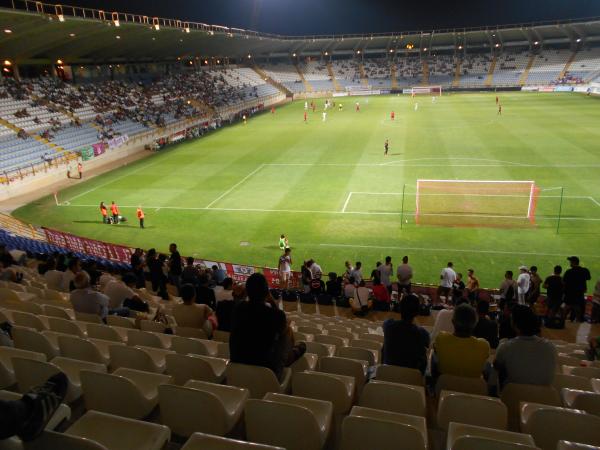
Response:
[[414, 103, 419, 111], [322, 111, 327, 122], [304, 101, 308, 110]]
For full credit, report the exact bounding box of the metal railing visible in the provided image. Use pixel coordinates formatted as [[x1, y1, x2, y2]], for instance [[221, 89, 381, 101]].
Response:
[[0, 150, 77, 185]]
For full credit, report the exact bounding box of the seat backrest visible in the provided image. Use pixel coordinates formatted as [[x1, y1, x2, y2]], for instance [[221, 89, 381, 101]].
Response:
[[527, 408, 600, 450], [85, 323, 124, 342], [436, 374, 488, 396], [158, 384, 227, 437], [170, 336, 217, 357], [11, 311, 47, 331], [292, 371, 354, 415], [127, 330, 164, 349], [337, 346, 375, 366], [212, 330, 229, 343], [357, 333, 384, 344], [176, 326, 208, 339], [245, 399, 322, 450], [12, 326, 59, 360], [42, 304, 73, 320], [0, 287, 21, 302], [48, 317, 85, 337], [570, 367, 600, 379], [553, 374, 592, 392], [106, 315, 136, 329], [500, 383, 561, 431], [166, 353, 218, 385], [139, 320, 166, 333], [18, 429, 110, 450], [437, 390, 508, 430], [45, 289, 67, 302], [58, 334, 105, 364], [12, 357, 60, 394], [304, 341, 333, 357], [80, 370, 146, 418], [181, 432, 284, 450], [108, 345, 158, 372], [375, 365, 425, 387], [359, 380, 426, 417], [340, 415, 426, 450], [75, 312, 103, 324], [452, 436, 541, 450], [319, 356, 367, 393], [315, 334, 347, 347], [0, 346, 46, 372], [571, 392, 600, 417], [226, 363, 281, 399], [7, 301, 44, 315]]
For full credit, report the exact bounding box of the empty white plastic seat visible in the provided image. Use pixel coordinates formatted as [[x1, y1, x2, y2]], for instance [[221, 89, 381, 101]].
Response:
[[447, 422, 536, 450], [315, 334, 348, 348], [337, 346, 375, 366], [85, 323, 127, 343], [553, 374, 593, 392], [81, 368, 171, 419], [226, 363, 291, 398], [109, 345, 170, 373], [246, 393, 333, 450], [65, 410, 170, 450], [57, 334, 109, 365], [570, 367, 600, 379], [0, 347, 46, 389], [328, 329, 356, 341], [176, 326, 209, 339], [47, 317, 86, 338], [292, 370, 355, 414], [304, 341, 335, 357], [438, 390, 508, 430], [375, 365, 425, 387], [520, 402, 600, 450], [319, 356, 368, 393], [297, 326, 324, 336], [451, 436, 540, 450], [290, 353, 318, 373], [127, 329, 169, 349], [159, 380, 248, 437], [11, 311, 47, 331], [170, 335, 218, 356], [557, 441, 600, 450], [12, 327, 59, 360], [42, 304, 74, 320], [359, 380, 426, 416], [293, 331, 314, 342], [500, 383, 561, 431], [181, 432, 284, 450], [561, 389, 600, 416], [436, 374, 488, 396], [107, 315, 136, 328], [166, 353, 227, 384], [139, 320, 166, 333], [74, 312, 103, 324]]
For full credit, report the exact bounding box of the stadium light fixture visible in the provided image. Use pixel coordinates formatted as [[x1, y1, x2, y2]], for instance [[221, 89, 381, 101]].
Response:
[[217, 59, 220, 64], [389, 49, 394, 53], [534, 41, 539, 45], [495, 43, 500, 48], [185, 27, 190, 33], [69, 33, 75, 37], [576, 38, 581, 43], [204, 59, 208, 64], [2, 68, 9, 73], [3, 60, 11, 66], [423, 47, 427, 51], [324, 51, 329, 56], [116, 35, 121, 39], [3, 29, 12, 34], [56, 59, 63, 64], [247, 54, 252, 59], [58, 14, 65, 22], [458, 45, 463, 50], [356, 50, 361, 54], [292, 53, 296, 57]]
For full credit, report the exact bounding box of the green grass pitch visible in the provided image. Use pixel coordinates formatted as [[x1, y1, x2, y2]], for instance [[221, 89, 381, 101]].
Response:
[[13, 92, 600, 288]]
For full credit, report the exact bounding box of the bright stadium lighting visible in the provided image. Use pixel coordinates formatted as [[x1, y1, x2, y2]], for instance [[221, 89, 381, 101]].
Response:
[[3, 29, 12, 34], [356, 50, 361, 54], [58, 14, 65, 22], [576, 38, 581, 42], [324, 51, 328, 56], [495, 43, 500, 48], [423, 47, 427, 51], [113, 19, 120, 27], [292, 53, 296, 57], [185, 27, 190, 33], [534, 41, 539, 45], [217, 59, 220, 64], [458, 45, 463, 49], [2, 68, 9, 73], [247, 54, 251, 59], [116, 35, 121, 39], [154, 24, 160, 31], [3, 60, 11, 66], [56, 59, 63, 64], [69, 33, 75, 37], [204, 59, 208, 64], [389, 49, 394, 53]]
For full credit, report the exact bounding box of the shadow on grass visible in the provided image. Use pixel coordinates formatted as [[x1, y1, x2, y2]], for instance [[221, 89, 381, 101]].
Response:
[[72, 220, 149, 229]]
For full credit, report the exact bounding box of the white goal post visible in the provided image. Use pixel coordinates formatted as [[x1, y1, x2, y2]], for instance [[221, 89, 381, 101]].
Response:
[[411, 85, 442, 96], [415, 179, 540, 226]]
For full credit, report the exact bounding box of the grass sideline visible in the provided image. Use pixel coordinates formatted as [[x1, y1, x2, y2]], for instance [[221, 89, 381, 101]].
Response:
[[13, 92, 600, 288]]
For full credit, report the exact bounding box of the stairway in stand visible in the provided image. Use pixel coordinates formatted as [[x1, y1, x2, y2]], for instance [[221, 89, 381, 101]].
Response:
[[251, 66, 292, 96], [327, 62, 343, 92], [294, 64, 313, 93], [484, 55, 497, 87]]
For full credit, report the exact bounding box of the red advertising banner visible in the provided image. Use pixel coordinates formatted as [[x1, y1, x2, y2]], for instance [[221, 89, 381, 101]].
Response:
[[193, 259, 302, 289], [43, 228, 134, 264]]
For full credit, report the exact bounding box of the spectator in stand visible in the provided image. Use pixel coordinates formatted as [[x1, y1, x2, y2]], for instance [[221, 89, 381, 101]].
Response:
[[527, 266, 542, 305], [310, 273, 325, 295], [563, 256, 591, 322], [543, 265, 564, 319], [382, 294, 430, 374], [130, 248, 145, 288], [499, 270, 518, 309], [55, 254, 67, 272], [104, 273, 147, 313], [0, 261, 18, 283], [70, 272, 109, 320], [172, 283, 215, 337], [43, 259, 63, 291], [215, 277, 234, 303], [438, 262, 457, 304], [344, 276, 356, 299], [452, 273, 465, 304], [168, 243, 182, 293], [517, 266, 531, 305], [370, 262, 382, 281], [301, 261, 312, 293], [351, 280, 372, 315], [212, 264, 227, 285], [181, 257, 199, 286], [216, 282, 244, 332], [372, 276, 391, 311], [397, 256, 413, 294], [350, 261, 363, 284], [498, 303, 517, 341], [230, 273, 304, 381], [60, 258, 81, 293], [494, 305, 555, 388], [377, 256, 393, 293], [343, 261, 354, 282], [473, 300, 499, 349], [592, 278, 600, 324], [307, 259, 322, 279], [325, 272, 342, 298], [466, 269, 480, 303], [196, 273, 216, 309], [278, 248, 292, 290], [433, 303, 490, 378]]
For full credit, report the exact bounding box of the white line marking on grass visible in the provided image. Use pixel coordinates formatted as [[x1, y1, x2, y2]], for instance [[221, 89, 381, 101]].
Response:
[[589, 197, 600, 208], [318, 243, 600, 259], [378, 157, 531, 167], [205, 164, 266, 209], [341, 192, 353, 213], [264, 162, 600, 169], [67, 158, 164, 202]]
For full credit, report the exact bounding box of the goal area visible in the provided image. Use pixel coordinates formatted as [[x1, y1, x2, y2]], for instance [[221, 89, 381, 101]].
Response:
[[411, 85, 442, 96], [414, 180, 540, 227]]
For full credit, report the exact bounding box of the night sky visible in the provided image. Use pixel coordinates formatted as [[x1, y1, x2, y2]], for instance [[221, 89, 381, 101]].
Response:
[[45, 0, 600, 35]]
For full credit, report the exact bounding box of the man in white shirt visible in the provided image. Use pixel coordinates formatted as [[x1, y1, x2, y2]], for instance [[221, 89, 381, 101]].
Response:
[[516, 266, 531, 305], [172, 284, 214, 337], [214, 277, 234, 303], [350, 261, 363, 284], [60, 258, 81, 293], [278, 248, 292, 289], [309, 260, 322, 279], [377, 256, 393, 291], [397, 255, 413, 294], [104, 273, 139, 310], [438, 262, 457, 304], [70, 271, 109, 320], [43, 259, 63, 291]]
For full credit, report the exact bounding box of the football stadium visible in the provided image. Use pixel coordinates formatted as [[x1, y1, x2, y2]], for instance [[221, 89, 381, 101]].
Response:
[[0, 0, 599, 448]]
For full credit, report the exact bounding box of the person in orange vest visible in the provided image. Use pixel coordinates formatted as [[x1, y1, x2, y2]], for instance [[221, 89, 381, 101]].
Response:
[[100, 202, 108, 224], [137, 206, 145, 229], [110, 201, 119, 224], [77, 162, 83, 179]]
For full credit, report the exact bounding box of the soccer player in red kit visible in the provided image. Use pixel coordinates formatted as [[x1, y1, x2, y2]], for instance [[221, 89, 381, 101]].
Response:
[[304, 111, 307, 122], [496, 96, 499, 105], [391, 111, 395, 121], [312, 104, 316, 112], [498, 104, 502, 115], [271, 106, 275, 114]]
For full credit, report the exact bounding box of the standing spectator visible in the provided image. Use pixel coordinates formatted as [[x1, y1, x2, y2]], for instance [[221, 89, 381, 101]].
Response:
[[592, 278, 600, 323], [397, 256, 413, 294], [301, 261, 312, 293], [278, 248, 292, 289], [466, 269, 480, 303], [543, 265, 564, 319], [43, 259, 63, 291], [563, 256, 591, 322], [307, 259, 322, 279], [499, 270, 518, 308], [527, 266, 542, 305], [494, 305, 556, 388], [343, 261, 354, 282], [517, 266, 531, 305], [344, 276, 356, 299], [181, 257, 199, 286], [350, 261, 363, 284], [325, 273, 342, 297], [216, 283, 244, 332], [377, 256, 393, 292], [433, 304, 490, 378], [452, 273, 465, 304], [196, 273, 216, 309], [172, 284, 215, 337], [130, 248, 145, 289], [473, 300, 499, 349], [438, 262, 457, 304], [499, 303, 517, 340], [310, 274, 325, 295], [382, 294, 430, 374], [136, 206, 144, 229], [110, 201, 119, 224], [168, 243, 182, 292], [69, 272, 109, 320], [212, 265, 227, 286]]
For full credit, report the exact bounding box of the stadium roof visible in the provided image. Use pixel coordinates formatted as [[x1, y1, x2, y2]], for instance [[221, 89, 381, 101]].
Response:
[[2, 1, 600, 64]]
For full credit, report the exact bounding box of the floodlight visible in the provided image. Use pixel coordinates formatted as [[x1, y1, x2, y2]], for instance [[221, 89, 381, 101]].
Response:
[[56, 59, 63, 64], [4, 29, 12, 34], [3, 60, 11, 66]]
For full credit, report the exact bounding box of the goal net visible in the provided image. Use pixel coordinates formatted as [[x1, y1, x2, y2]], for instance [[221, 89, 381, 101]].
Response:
[[411, 85, 442, 96], [415, 180, 540, 227]]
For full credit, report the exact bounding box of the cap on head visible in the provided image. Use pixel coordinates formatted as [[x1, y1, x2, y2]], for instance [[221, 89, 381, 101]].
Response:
[[519, 265, 528, 271], [567, 256, 579, 265]]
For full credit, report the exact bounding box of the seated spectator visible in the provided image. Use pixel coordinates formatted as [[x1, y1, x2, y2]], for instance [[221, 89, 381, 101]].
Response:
[[473, 300, 499, 349], [172, 284, 215, 337], [498, 303, 517, 340], [43, 259, 63, 291], [344, 276, 356, 299], [214, 277, 234, 303], [325, 272, 342, 297], [382, 294, 430, 374], [216, 283, 244, 332], [181, 257, 199, 285], [543, 265, 564, 319], [350, 280, 372, 315], [70, 272, 109, 320], [230, 273, 296, 380], [372, 277, 391, 311], [494, 305, 556, 388], [60, 258, 81, 292], [0, 261, 19, 283], [196, 273, 216, 308], [212, 264, 227, 285], [310, 273, 325, 295], [430, 306, 455, 343], [350, 261, 363, 284], [433, 304, 490, 378], [104, 273, 148, 313]]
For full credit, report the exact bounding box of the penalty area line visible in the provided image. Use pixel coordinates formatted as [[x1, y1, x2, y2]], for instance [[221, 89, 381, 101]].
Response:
[[341, 192, 353, 213], [204, 164, 265, 209]]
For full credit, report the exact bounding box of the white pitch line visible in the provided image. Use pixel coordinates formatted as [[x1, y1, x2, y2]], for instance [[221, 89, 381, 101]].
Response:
[[341, 192, 353, 213], [318, 243, 600, 259], [204, 164, 265, 209], [68, 157, 164, 202], [589, 196, 600, 208]]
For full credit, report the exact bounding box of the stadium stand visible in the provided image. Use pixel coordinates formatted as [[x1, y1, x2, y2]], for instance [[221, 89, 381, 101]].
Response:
[[362, 58, 392, 89], [396, 55, 424, 87], [565, 47, 600, 83], [262, 63, 305, 93], [492, 49, 531, 86], [331, 60, 362, 88], [528, 49, 573, 85], [427, 55, 456, 87], [299, 61, 335, 91], [459, 53, 494, 86]]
